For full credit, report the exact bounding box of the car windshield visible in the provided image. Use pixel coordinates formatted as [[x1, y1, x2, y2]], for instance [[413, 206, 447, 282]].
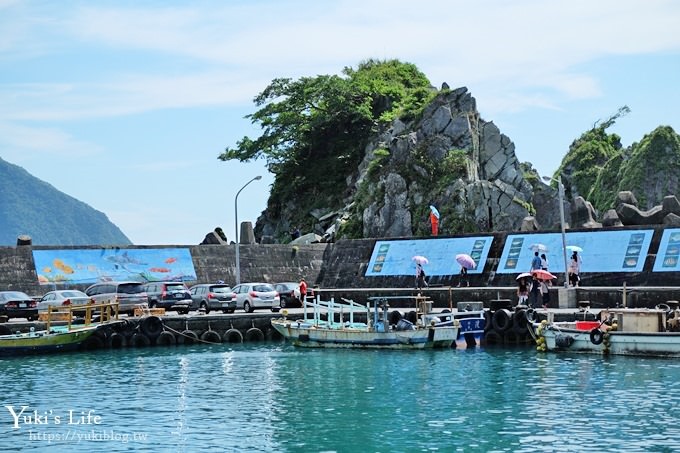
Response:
[[118, 283, 144, 294], [211, 286, 231, 293], [253, 284, 274, 292]]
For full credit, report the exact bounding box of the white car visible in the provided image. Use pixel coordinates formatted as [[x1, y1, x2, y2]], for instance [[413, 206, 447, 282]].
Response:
[[231, 283, 280, 313], [37, 290, 91, 313]]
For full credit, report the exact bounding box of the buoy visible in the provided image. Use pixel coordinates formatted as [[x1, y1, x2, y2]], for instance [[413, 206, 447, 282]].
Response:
[[245, 327, 265, 342], [223, 329, 243, 343]]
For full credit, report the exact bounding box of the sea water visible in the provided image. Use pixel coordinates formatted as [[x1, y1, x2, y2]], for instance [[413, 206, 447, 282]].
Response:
[[1, 343, 680, 452]]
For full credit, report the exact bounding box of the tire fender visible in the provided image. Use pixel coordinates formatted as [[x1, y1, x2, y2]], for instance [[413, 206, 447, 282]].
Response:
[[156, 330, 176, 346], [223, 329, 244, 343], [245, 327, 265, 342], [130, 332, 151, 347], [140, 316, 164, 340], [177, 329, 198, 345], [590, 328, 604, 345], [200, 330, 222, 344]]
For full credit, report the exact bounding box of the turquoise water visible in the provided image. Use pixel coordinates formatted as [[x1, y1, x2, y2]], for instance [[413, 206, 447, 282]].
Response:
[[2, 343, 680, 452]]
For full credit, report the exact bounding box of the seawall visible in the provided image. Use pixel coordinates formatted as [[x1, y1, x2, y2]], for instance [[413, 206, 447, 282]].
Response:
[[2, 225, 680, 309]]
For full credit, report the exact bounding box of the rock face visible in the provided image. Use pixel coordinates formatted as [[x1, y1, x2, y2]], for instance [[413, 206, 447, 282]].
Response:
[[353, 87, 539, 238]]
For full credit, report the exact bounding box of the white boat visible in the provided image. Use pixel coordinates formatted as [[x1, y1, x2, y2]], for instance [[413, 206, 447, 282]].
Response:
[[529, 307, 680, 357], [271, 296, 459, 349]]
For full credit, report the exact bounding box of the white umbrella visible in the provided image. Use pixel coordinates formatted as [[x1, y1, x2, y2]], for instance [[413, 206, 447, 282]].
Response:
[[566, 245, 583, 253], [412, 255, 429, 265], [528, 243, 548, 253]]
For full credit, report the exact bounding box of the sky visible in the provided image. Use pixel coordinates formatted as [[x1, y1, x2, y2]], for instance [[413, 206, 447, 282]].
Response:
[[1, 0, 679, 245]]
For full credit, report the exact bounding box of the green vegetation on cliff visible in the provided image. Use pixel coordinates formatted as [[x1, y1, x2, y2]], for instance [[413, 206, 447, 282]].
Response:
[[219, 59, 435, 240]]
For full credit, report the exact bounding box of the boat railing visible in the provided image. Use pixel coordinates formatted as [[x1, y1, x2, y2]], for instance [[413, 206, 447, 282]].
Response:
[[301, 295, 370, 329], [45, 301, 121, 331]]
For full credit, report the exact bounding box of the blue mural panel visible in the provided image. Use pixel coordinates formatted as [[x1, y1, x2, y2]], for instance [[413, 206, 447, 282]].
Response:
[[653, 228, 680, 272], [365, 237, 494, 277], [497, 230, 654, 274], [32, 248, 197, 285]]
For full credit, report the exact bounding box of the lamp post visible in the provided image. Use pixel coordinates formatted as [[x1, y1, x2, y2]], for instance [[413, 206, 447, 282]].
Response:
[[234, 175, 262, 285], [543, 175, 569, 288]]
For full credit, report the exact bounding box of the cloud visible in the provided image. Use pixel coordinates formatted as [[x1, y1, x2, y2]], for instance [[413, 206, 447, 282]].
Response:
[[0, 121, 102, 159]]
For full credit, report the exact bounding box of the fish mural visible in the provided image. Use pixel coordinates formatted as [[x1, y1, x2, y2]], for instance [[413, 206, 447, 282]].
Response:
[[32, 248, 196, 285]]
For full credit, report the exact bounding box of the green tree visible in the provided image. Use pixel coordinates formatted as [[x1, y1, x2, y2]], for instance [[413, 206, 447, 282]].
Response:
[[219, 59, 434, 233]]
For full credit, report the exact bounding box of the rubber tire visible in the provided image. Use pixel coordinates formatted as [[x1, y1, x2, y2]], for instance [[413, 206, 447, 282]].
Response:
[[492, 309, 513, 332], [223, 329, 243, 343], [483, 310, 493, 332], [156, 330, 176, 346], [280, 299, 288, 309], [590, 328, 604, 345], [244, 301, 253, 313], [484, 330, 503, 345], [107, 332, 126, 348], [82, 334, 105, 350], [513, 309, 529, 334], [245, 327, 265, 342], [201, 302, 210, 314], [140, 316, 164, 340], [177, 329, 198, 345], [130, 332, 151, 347], [200, 330, 222, 344]]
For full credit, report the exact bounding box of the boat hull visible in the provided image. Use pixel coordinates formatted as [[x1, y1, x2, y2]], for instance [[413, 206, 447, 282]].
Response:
[[534, 324, 680, 358], [0, 326, 97, 356], [272, 320, 458, 349]]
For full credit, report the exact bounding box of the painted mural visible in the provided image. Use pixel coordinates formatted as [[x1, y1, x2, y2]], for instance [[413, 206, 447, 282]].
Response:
[[497, 230, 654, 274], [32, 248, 197, 285], [365, 237, 494, 276]]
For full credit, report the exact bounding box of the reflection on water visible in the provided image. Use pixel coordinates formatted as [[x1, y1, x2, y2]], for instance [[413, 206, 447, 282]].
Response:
[[1, 345, 680, 452]]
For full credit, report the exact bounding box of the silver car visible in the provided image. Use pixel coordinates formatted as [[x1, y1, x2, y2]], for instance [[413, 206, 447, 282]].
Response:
[[231, 283, 280, 313], [37, 290, 91, 313]]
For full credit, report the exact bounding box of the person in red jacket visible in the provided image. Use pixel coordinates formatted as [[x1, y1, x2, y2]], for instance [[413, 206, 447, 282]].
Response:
[[299, 278, 308, 307], [430, 211, 439, 236]]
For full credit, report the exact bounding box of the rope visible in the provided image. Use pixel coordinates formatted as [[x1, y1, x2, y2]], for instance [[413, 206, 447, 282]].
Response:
[[163, 324, 222, 345]]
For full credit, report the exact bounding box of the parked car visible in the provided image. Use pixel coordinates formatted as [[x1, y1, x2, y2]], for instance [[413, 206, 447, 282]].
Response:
[[37, 290, 91, 313], [274, 282, 316, 308], [189, 283, 236, 314], [231, 283, 280, 313], [0, 291, 38, 321], [84, 281, 148, 315], [142, 281, 192, 314]]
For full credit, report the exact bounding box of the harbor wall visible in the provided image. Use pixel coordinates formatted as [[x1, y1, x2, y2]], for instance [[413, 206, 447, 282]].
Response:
[[1, 225, 679, 308]]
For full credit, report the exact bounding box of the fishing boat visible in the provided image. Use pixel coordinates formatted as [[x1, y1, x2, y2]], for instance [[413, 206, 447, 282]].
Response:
[[0, 301, 120, 356], [529, 305, 680, 358], [271, 296, 459, 349]]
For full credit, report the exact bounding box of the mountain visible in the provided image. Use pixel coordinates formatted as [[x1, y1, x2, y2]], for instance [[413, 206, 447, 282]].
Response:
[[0, 157, 132, 246]]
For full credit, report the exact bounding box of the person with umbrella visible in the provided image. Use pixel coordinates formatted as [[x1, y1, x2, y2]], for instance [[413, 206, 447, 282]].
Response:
[[455, 254, 474, 287], [415, 263, 428, 290], [568, 250, 582, 287], [516, 273, 531, 306]]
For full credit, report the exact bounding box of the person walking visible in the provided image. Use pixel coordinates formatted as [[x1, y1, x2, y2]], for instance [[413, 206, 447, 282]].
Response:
[[540, 279, 551, 308], [540, 253, 549, 270], [299, 277, 308, 306], [530, 251, 542, 271], [415, 263, 428, 290], [457, 266, 469, 287]]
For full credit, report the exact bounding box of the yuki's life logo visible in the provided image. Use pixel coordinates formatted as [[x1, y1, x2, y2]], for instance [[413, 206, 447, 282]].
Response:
[[5, 405, 102, 429]]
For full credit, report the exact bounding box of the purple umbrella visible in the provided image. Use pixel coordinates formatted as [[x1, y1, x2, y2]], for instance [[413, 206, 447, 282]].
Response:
[[455, 254, 476, 270]]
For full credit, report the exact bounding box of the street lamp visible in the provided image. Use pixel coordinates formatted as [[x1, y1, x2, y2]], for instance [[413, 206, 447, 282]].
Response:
[[234, 175, 262, 285], [543, 175, 569, 288]]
